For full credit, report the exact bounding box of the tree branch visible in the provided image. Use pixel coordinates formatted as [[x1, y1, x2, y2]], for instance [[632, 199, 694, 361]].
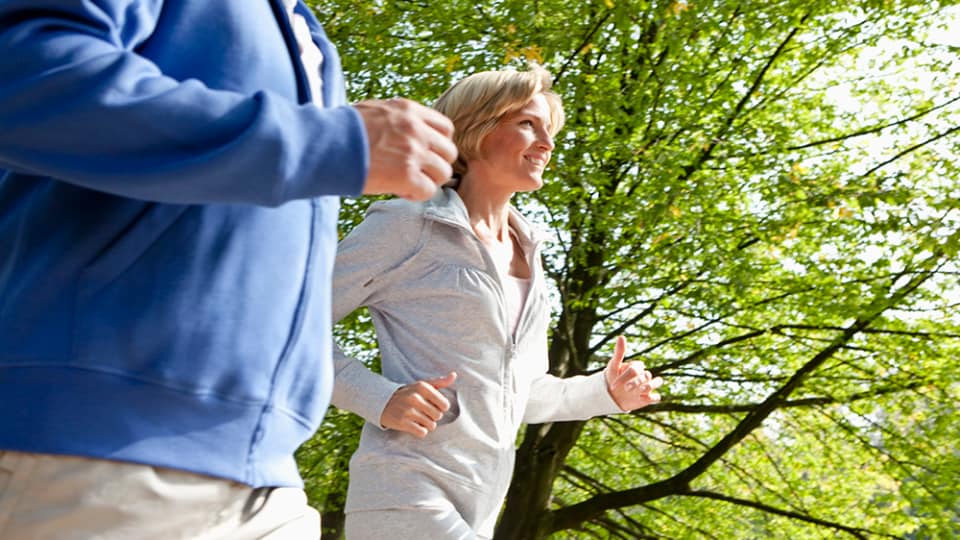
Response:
[[683, 490, 898, 539], [788, 94, 960, 152], [549, 259, 939, 532], [638, 381, 926, 414], [860, 124, 960, 179]]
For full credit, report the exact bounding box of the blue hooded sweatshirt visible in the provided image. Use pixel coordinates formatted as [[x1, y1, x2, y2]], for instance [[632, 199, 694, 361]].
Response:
[[0, 0, 367, 488]]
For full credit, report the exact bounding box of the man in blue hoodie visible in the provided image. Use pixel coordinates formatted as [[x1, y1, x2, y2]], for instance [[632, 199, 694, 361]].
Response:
[[0, 1, 456, 537]]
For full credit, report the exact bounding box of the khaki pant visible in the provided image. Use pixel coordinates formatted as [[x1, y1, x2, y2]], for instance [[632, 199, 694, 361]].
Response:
[[0, 451, 320, 540]]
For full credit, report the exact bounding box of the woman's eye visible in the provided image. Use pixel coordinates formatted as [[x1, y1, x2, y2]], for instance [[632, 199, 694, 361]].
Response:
[[520, 120, 534, 127]]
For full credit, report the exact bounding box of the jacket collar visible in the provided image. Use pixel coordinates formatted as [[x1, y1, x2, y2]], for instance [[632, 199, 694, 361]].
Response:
[[423, 187, 545, 249]]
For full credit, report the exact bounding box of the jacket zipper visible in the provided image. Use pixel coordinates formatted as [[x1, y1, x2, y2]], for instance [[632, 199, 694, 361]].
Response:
[[268, 0, 313, 104], [245, 2, 318, 483]]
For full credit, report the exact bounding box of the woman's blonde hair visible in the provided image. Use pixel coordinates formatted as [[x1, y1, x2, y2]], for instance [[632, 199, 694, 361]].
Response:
[[433, 65, 565, 178]]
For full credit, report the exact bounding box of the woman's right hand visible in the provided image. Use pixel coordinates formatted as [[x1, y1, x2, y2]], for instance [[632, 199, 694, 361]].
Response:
[[380, 372, 457, 438]]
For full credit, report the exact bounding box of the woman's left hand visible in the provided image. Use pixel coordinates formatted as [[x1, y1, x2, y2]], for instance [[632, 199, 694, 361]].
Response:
[[604, 335, 664, 411]]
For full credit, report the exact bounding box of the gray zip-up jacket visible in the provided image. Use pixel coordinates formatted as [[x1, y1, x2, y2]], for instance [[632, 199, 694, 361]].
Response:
[[331, 187, 622, 536]]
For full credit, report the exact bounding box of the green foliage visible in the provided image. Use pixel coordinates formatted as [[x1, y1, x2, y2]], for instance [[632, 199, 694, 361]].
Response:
[[301, 0, 960, 537]]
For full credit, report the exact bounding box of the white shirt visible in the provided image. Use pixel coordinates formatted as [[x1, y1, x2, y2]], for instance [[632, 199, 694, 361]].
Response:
[[504, 274, 531, 336], [283, 0, 324, 105], [487, 228, 531, 336]]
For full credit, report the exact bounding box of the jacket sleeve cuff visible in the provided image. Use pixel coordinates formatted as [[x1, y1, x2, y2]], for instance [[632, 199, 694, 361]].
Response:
[[579, 370, 626, 417], [525, 371, 624, 423], [331, 354, 404, 427]]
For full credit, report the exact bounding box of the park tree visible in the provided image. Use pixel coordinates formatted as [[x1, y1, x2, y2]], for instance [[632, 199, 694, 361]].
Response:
[[297, 0, 960, 538]]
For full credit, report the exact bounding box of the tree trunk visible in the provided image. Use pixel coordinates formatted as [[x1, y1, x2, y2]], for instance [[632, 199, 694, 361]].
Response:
[[321, 500, 346, 539], [494, 420, 585, 539], [496, 311, 594, 539]]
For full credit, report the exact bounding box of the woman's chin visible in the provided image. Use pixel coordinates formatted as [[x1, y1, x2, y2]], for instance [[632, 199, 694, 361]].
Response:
[[518, 176, 544, 192]]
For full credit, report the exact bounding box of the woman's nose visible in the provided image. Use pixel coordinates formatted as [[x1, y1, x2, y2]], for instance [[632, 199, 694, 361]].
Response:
[[538, 129, 554, 151]]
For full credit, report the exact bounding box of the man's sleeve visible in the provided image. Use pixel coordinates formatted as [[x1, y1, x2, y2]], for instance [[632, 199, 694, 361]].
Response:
[[0, 0, 367, 205]]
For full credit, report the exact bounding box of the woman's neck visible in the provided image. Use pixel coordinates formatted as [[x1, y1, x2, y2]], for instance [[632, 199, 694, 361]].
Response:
[[456, 174, 513, 244]]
